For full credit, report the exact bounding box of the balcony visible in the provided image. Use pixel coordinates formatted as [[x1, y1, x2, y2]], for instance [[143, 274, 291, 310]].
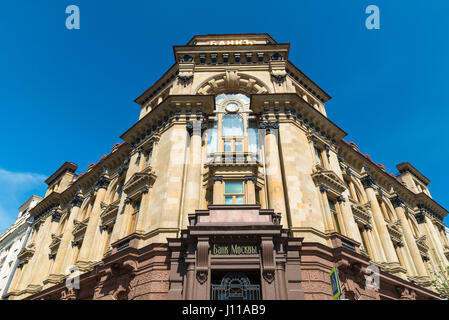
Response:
[[206, 152, 260, 167]]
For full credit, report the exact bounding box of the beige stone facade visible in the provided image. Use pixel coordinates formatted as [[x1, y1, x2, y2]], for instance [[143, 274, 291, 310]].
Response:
[[5, 34, 448, 300]]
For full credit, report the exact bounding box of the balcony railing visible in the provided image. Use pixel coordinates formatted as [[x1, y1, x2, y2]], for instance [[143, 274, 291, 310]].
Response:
[[206, 152, 259, 165]]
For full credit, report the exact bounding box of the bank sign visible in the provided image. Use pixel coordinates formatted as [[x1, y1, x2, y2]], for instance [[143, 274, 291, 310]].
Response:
[[212, 244, 258, 255], [329, 267, 342, 300]]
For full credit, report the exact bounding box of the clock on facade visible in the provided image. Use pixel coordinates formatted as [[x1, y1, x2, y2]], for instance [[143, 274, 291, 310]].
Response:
[[224, 101, 240, 113]]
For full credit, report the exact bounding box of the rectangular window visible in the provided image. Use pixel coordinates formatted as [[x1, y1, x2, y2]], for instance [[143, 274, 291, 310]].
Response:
[[248, 121, 259, 155], [358, 226, 370, 256], [225, 181, 244, 205], [255, 188, 261, 205], [224, 140, 232, 152], [207, 121, 218, 155], [145, 148, 153, 167], [328, 199, 341, 233], [128, 199, 141, 235], [343, 180, 351, 198], [235, 139, 243, 152], [315, 148, 323, 167]]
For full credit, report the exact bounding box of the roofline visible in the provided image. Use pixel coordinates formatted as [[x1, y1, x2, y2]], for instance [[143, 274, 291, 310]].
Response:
[[396, 162, 431, 185], [185, 33, 278, 46], [134, 63, 178, 105], [286, 60, 332, 101], [44, 162, 78, 185], [18, 195, 42, 212]]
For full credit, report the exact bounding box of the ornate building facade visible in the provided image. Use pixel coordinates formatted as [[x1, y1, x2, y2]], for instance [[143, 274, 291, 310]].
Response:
[[5, 34, 449, 300], [0, 195, 41, 299]]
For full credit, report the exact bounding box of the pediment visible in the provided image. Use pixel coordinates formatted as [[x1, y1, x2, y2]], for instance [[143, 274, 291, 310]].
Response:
[[351, 202, 372, 225], [18, 244, 35, 261], [123, 171, 156, 197], [49, 233, 62, 252], [72, 218, 89, 240], [311, 166, 346, 197], [100, 200, 120, 225]]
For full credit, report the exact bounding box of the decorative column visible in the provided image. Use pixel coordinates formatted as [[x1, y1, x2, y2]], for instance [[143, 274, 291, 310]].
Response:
[[212, 176, 224, 204], [260, 121, 288, 226], [49, 192, 84, 277], [29, 212, 61, 286], [245, 176, 257, 204], [423, 212, 448, 267], [76, 171, 110, 270], [364, 224, 382, 263], [318, 186, 334, 233], [182, 120, 203, 229], [391, 196, 427, 277], [134, 187, 152, 234], [338, 195, 361, 242], [361, 171, 399, 265]]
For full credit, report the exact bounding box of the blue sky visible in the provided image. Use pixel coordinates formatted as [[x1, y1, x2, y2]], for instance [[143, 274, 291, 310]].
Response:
[[0, 0, 448, 231]]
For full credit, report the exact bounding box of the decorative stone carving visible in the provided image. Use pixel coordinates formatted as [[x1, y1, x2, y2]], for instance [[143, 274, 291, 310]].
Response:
[[122, 171, 157, 199], [72, 218, 89, 242], [49, 233, 62, 253], [270, 72, 287, 85], [351, 202, 372, 226], [51, 210, 62, 223], [361, 173, 377, 189], [186, 120, 207, 136], [196, 270, 208, 284], [386, 220, 403, 245], [196, 71, 269, 95], [396, 286, 416, 300], [259, 121, 279, 135], [312, 167, 347, 198], [415, 235, 429, 256], [262, 270, 275, 283], [178, 75, 193, 87]]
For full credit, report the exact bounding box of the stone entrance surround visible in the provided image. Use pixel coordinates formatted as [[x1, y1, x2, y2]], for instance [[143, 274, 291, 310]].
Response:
[[167, 205, 304, 300]]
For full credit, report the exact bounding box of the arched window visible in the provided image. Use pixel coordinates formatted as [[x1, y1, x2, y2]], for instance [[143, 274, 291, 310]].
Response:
[[222, 114, 244, 137], [207, 93, 258, 158]]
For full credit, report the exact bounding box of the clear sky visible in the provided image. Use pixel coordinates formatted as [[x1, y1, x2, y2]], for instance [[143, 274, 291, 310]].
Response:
[[0, 0, 448, 231]]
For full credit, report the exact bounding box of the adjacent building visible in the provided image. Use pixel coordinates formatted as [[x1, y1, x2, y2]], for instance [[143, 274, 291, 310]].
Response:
[[0, 195, 41, 299], [5, 34, 449, 300]]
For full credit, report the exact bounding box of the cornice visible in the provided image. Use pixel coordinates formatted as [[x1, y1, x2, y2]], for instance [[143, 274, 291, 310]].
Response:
[[250, 93, 347, 142], [135, 63, 178, 105], [30, 192, 61, 219], [57, 143, 129, 206], [121, 95, 215, 144], [338, 141, 448, 220]]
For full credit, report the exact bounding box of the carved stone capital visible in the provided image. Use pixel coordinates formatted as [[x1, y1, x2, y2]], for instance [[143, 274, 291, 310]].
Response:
[[390, 195, 404, 208], [361, 174, 377, 189], [259, 121, 279, 134]]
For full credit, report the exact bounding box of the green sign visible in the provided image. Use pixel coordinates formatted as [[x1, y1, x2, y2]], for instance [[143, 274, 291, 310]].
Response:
[[329, 267, 342, 300], [212, 244, 258, 255]]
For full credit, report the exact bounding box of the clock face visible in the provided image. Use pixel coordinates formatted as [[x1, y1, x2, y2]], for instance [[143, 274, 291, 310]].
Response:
[[225, 101, 240, 113]]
